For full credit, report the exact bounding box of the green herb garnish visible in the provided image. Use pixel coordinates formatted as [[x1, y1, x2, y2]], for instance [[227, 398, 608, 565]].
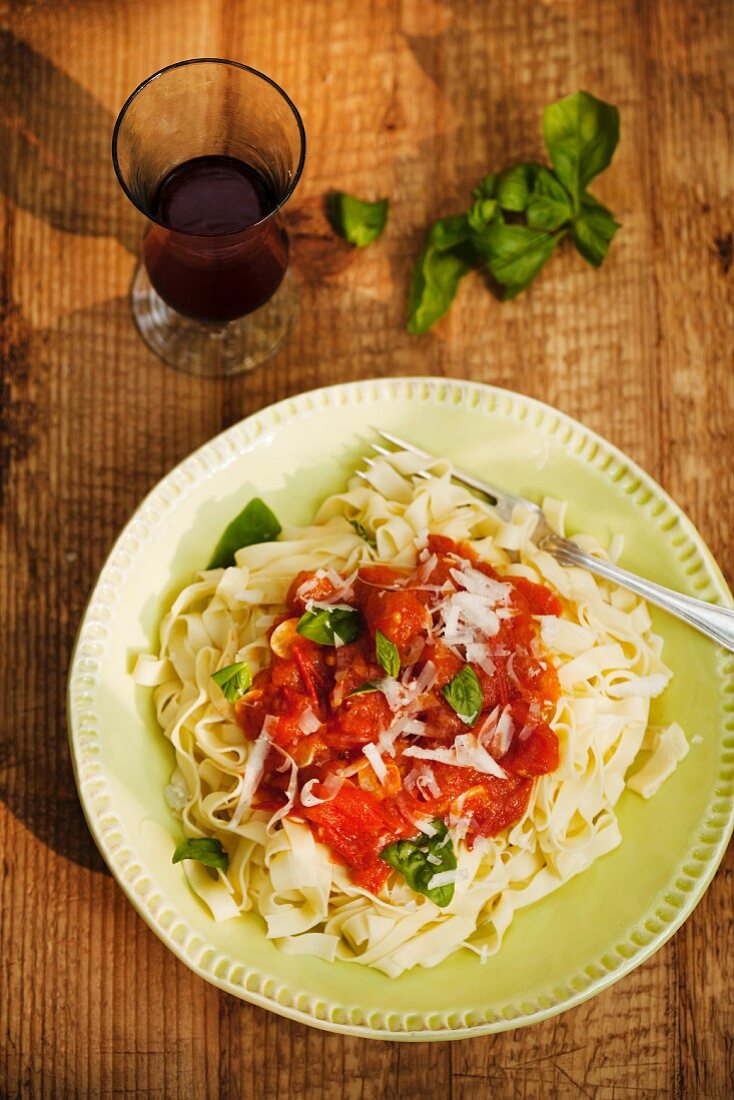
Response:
[[441, 665, 483, 727], [208, 498, 281, 570], [571, 194, 619, 268], [211, 661, 252, 703], [542, 91, 620, 203], [172, 837, 229, 871], [380, 818, 457, 907], [375, 629, 400, 679], [349, 518, 377, 548], [407, 90, 620, 327], [407, 214, 475, 334], [348, 681, 381, 696], [329, 192, 389, 247], [476, 223, 562, 300], [296, 606, 362, 646]]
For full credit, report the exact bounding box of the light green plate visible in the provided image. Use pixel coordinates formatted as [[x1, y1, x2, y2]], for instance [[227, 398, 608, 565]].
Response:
[[67, 378, 734, 1040]]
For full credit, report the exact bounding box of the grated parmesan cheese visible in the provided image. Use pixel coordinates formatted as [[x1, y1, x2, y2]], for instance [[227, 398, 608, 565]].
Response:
[[426, 868, 467, 889], [230, 721, 273, 827], [363, 742, 388, 783]]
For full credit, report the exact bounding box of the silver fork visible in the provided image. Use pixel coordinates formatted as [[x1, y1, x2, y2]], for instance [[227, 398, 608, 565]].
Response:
[[364, 429, 734, 653]]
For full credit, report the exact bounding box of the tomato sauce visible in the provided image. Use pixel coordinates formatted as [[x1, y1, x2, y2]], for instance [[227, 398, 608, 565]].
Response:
[[235, 536, 562, 894]]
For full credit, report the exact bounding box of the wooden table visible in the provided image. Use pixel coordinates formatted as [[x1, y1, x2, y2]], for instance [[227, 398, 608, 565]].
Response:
[[2, 1, 733, 1095]]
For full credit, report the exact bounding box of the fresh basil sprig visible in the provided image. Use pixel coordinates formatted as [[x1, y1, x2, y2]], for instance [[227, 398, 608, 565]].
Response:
[[297, 606, 362, 646], [208, 498, 281, 569], [211, 661, 252, 703], [441, 665, 483, 727], [375, 630, 400, 678], [330, 192, 389, 248], [542, 92, 620, 203], [407, 90, 620, 327], [407, 214, 475, 334], [380, 818, 457, 907], [172, 837, 229, 871]]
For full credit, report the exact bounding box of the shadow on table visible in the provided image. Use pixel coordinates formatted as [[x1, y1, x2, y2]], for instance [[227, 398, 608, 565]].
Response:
[[0, 297, 142, 877], [0, 31, 358, 285], [0, 29, 142, 253]]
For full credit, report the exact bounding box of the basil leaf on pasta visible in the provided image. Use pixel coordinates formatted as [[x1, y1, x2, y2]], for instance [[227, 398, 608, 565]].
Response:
[[349, 518, 377, 548], [172, 837, 229, 871], [375, 630, 400, 678], [442, 665, 483, 726], [208, 498, 282, 569], [348, 681, 381, 696], [211, 661, 252, 702], [380, 818, 457, 907], [297, 606, 362, 646]]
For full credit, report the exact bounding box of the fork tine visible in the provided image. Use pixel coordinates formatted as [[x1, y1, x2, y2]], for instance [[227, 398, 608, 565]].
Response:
[[372, 427, 542, 516], [375, 428, 431, 460], [375, 428, 501, 504], [370, 442, 392, 457]]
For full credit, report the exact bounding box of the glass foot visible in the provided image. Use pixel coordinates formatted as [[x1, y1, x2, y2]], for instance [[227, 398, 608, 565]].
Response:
[[130, 265, 298, 378]]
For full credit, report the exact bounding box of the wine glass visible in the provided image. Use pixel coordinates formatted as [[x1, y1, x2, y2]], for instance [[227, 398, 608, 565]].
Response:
[[112, 58, 306, 377]]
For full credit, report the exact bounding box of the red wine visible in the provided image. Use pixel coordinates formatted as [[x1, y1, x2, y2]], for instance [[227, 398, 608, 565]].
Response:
[[143, 155, 288, 323]]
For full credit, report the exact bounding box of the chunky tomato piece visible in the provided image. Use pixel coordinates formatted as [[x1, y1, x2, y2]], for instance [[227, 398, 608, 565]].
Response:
[[424, 641, 463, 688], [501, 701, 559, 775], [511, 576, 563, 617], [459, 776, 533, 838], [502, 726, 559, 776], [426, 533, 457, 557], [286, 570, 339, 614], [352, 861, 391, 893], [421, 697, 467, 742], [302, 781, 411, 871], [398, 764, 533, 846], [364, 589, 429, 649], [324, 692, 393, 749]]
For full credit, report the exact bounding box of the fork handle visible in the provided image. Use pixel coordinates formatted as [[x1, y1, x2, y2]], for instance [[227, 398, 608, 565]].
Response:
[[543, 536, 734, 653]]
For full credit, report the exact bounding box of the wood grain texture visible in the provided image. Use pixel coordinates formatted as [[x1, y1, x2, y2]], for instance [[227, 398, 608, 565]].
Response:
[[1, 0, 733, 1096]]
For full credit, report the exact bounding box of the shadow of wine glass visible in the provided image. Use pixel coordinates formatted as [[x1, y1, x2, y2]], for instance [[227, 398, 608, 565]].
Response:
[[0, 31, 358, 283], [0, 29, 142, 253]]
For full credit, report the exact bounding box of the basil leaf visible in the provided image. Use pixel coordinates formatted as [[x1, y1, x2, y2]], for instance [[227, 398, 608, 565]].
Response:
[[441, 665, 483, 726], [211, 661, 252, 703], [172, 837, 229, 871], [495, 163, 536, 212], [380, 818, 457, 907], [572, 194, 619, 267], [467, 196, 499, 235], [349, 518, 377, 549], [407, 214, 476, 334], [348, 681, 381, 696], [329, 192, 389, 248], [526, 167, 573, 230], [208, 498, 281, 569], [542, 91, 620, 202], [471, 174, 497, 201], [375, 630, 400, 678], [477, 223, 561, 300], [297, 606, 361, 646]]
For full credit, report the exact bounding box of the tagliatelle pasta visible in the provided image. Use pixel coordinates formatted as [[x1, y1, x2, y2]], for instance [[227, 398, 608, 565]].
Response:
[[135, 450, 686, 976]]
